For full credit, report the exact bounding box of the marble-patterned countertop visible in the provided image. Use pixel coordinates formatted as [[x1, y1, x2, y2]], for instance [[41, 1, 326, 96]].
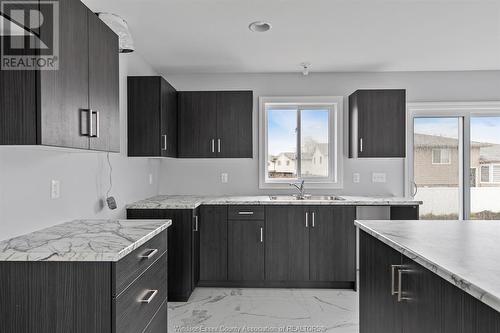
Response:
[[127, 195, 422, 210], [0, 219, 171, 262], [355, 220, 500, 313]]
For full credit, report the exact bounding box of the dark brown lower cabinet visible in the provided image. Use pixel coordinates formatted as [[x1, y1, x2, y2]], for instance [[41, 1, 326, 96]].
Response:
[[265, 206, 309, 282], [0, 231, 167, 333], [127, 208, 196, 302], [199, 205, 228, 282], [359, 231, 403, 333], [228, 219, 265, 281], [360, 231, 500, 333], [309, 206, 356, 282]]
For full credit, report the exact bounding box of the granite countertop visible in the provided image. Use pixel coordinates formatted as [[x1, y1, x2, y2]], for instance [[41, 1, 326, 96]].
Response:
[[127, 195, 422, 210], [0, 219, 171, 262], [355, 219, 500, 313]]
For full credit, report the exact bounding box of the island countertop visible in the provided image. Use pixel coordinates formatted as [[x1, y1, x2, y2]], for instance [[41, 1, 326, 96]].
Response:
[[0, 219, 171, 262], [355, 219, 500, 313], [127, 194, 422, 210]]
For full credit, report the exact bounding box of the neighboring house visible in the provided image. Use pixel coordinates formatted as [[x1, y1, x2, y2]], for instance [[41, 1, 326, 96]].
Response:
[[414, 133, 498, 187], [479, 144, 500, 186], [268, 142, 328, 178]]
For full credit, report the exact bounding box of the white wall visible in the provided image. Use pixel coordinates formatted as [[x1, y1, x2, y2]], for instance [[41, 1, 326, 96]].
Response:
[[160, 71, 500, 196], [0, 52, 161, 240]]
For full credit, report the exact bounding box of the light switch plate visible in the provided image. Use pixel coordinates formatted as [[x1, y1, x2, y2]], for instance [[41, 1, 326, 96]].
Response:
[[372, 173, 387, 183], [353, 173, 360, 183], [51, 180, 60, 199], [221, 173, 228, 183], [149, 174, 153, 185]]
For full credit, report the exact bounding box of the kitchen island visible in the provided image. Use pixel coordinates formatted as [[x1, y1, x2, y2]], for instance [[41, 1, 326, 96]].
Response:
[[0, 219, 171, 333], [356, 219, 500, 333]]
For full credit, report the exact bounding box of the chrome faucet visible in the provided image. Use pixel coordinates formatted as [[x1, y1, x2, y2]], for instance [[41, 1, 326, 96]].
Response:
[[290, 180, 306, 199]]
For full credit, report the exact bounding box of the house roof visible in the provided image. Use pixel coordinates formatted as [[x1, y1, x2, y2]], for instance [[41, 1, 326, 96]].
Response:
[[414, 133, 485, 148], [480, 144, 500, 163]]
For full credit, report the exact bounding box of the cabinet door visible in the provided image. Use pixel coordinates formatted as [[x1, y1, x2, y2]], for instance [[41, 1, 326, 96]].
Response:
[[39, 0, 89, 149], [127, 77, 161, 157], [228, 219, 264, 281], [199, 205, 228, 281], [359, 231, 402, 333], [401, 257, 442, 333], [463, 292, 500, 333], [126, 209, 193, 302], [265, 206, 309, 281], [351, 89, 406, 158], [88, 11, 119, 152], [309, 206, 356, 282], [390, 206, 419, 220], [192, 209, 200, 290], [216, 91, 253, 158], [161, 79, 178, 157], [178, 92, 217, 158]]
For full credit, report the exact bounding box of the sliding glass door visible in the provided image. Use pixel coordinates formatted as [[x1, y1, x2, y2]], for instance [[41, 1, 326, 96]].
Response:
[[413, 117, 462, 219], [470, 117, 500, 219], [408, 103, 500, 220]]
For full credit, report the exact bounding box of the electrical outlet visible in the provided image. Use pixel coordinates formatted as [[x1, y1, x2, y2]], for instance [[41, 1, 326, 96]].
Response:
[[372, 173, 387, 183], [353, 173, 360, 183], [221, 173, 228, 183], [51, 180, 60, 199], [149, 174, 153, 185]]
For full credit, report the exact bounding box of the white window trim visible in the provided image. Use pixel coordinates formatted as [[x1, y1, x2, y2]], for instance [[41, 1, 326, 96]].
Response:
[[431, 148, 451, 165], [259, 96, 343, 189], [406, 101, 500, 219], [480, 163, 500, 184]]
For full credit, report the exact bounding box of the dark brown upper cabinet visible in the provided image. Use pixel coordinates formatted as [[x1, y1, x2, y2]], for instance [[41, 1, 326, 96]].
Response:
[[127, 76, 178, 157], [178, 91, 253, 158], [349, 89, 406, 158], [0, 0, 120, 152]]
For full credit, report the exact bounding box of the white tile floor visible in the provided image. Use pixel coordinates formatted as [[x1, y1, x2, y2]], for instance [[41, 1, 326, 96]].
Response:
[[168, 288, 359, 333]]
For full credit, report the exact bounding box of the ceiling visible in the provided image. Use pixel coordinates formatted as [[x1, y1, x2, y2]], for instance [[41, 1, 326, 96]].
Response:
[[83, 0, 500, 74]]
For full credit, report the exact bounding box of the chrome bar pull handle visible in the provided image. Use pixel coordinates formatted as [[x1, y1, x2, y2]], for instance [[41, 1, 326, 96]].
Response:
[[139, 289, 158, 303], [360, 138, 363, 152], [95, 111, 100, 138], [162, 134, 167, 151], [211, 139, 215, 153], [88, 109, 94, 137], [391, 264, 401, 296], [238, 211, 254, 215], [397, 269, 412, 302], [139, 248, 158, 260], [260, 227, 263, 243], [312, 212, 315, 227], [218, 139, 221, 153], [305, 212, 309, 228], [194, 215, 199, 231]]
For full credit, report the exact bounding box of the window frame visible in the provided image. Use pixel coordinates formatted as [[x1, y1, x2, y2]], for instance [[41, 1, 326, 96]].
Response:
[[480, 163, 500, 184], [259, 96, 343, 189], [431, 148, 451, 165], [406, 101, 500, 219]]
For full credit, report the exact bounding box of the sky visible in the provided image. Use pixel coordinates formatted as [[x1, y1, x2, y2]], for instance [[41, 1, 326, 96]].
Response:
[[414, 117, 500, 144], [267, 109, 329, 155]]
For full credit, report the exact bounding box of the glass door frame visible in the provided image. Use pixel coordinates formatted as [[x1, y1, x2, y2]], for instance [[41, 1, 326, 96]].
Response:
[[406, 102, 500, 220]]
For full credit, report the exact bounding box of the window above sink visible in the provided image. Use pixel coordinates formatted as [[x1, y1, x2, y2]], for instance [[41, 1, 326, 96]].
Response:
[[258, 96, 344, 189]]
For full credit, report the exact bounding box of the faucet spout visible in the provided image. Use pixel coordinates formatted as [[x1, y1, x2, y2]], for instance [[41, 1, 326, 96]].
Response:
[[289, 180, 306, 199]]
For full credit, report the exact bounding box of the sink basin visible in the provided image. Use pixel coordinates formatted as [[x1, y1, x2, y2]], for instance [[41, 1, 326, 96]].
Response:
[[269, 195, 345, 201]]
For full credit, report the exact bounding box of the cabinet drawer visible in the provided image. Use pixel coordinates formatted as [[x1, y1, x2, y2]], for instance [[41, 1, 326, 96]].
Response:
[[143, 299, 167, 333], [113, 230, 167, 296], [115, 253, 167, 333], [228, 205, 264, 220]]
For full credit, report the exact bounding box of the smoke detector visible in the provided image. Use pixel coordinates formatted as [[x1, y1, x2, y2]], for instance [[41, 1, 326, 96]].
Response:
[[300, 62, 311, 76]]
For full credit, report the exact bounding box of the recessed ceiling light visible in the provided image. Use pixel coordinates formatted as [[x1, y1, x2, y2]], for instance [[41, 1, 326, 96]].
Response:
[[249, 21, 272, 33]]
